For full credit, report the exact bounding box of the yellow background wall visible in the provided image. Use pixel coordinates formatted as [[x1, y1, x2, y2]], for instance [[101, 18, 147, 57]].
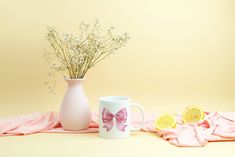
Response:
[[0, 0, 235, 116]]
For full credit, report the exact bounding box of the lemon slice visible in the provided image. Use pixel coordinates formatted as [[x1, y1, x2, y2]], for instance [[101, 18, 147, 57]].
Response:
[[182, 106, 205, 124], [155, 113, 176, 130]]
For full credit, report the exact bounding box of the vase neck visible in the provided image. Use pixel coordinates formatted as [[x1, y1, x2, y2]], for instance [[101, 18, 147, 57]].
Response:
[[65, 79, 84, 86]]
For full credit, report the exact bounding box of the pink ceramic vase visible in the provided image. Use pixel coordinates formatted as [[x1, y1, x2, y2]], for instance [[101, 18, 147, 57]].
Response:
[[59, 79, 91, 130]]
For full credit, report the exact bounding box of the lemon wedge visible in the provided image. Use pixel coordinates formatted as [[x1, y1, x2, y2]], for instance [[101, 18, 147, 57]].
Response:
[[182, 106, 205, 124], [155, 113, 176, 130]]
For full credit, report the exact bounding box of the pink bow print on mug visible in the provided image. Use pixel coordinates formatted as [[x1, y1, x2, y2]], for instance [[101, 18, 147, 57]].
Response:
[[102, 108, 127, 132]]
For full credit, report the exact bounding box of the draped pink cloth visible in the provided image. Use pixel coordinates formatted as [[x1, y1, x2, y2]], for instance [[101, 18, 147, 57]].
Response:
[[0, 111, 235, 147]]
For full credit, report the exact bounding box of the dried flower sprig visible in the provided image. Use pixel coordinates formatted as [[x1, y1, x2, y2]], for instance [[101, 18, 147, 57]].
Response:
[[43, 18, 130, 80]]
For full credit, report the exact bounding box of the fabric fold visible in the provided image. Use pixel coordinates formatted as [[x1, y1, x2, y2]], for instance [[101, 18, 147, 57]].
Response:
[[0, 111, 235, 147]]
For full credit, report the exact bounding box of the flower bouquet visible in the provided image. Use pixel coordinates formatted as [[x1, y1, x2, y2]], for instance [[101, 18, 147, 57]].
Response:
[[43, 18, 130, 130]]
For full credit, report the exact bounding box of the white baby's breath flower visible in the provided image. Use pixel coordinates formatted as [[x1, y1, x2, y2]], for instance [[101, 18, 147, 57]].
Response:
[[43, 18, 130, 92]]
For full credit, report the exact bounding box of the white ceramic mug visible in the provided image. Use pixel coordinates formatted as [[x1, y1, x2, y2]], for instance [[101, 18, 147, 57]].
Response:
[[99, 96, 145, 139]]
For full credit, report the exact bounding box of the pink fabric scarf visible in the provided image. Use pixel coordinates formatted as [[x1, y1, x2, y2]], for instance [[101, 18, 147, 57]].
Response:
[[0, 111, 235, 147]]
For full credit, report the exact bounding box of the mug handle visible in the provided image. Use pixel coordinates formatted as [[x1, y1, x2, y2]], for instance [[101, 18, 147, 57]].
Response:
[[130, 103, 145, 131]]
